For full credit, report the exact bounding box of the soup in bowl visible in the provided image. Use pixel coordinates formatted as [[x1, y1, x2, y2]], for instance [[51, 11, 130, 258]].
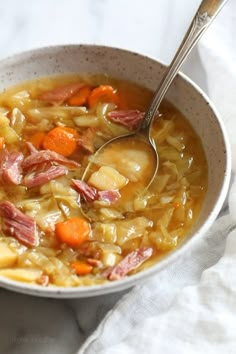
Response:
[[0, 45, 230, 298]]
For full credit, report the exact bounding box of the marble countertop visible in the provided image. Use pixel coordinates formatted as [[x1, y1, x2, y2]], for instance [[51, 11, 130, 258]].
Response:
[[0, 1, 210, 353]]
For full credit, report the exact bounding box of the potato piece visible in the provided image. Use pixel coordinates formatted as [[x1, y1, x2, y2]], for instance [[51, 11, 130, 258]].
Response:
[[88, 166, 128, 190], [101, 252, 122, 267], [0, 243, 18, 268], [0, 268, 42, 282]]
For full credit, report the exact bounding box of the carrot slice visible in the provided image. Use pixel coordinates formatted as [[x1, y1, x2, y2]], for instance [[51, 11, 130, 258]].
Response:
[[88, 85, 120, 108], [40, 83, 83, 105], [67, 85, 92, 106], [0, 137, 5, 150], [28, 132, 45, 149], [70, 261, 93, 275], [55, 217, 90, 248], [42, 126, 79, 157]]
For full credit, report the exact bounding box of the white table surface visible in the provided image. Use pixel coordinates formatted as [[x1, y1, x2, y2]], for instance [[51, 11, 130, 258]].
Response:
[[0, 1, 217, 353]]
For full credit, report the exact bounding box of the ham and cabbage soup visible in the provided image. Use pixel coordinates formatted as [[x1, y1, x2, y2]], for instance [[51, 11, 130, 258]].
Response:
[[0, 75, 207, 287]]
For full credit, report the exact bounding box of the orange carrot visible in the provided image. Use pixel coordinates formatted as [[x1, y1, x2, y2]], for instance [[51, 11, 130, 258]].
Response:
[[55, 217, 90, 247], [70, 260, 93, 275], [88, 85, 120, 108], [28, 132, 45, 149], [42, 126, 79, 157], [67, 85, 92, 106], [0, 137, 5, 150]]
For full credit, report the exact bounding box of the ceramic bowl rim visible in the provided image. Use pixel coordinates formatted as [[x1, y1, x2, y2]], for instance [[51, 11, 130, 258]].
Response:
[[0, 44, 231, 298]]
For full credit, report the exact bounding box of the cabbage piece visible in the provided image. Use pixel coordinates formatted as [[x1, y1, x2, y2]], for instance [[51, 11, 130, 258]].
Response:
[[115, 217, 153, 245], [73, 114, 99, 127], [40, 180, 80, 209], [157, 207, 175, 228], [150, 174, 170, 194], [149, 231, 178, 251], [92, 222, 117, 243], [166, 135, 185, 151], [153, 118, 175, 144], [18, 196, 64, 232], [28, 106, 87, 120], [0, 113, 19, 143], [22, 251, 56, 274], [162, 161, 179, 181], [158, 146, 183, 161], [10, 107, 26, 135], [4, 90, 32, 110]]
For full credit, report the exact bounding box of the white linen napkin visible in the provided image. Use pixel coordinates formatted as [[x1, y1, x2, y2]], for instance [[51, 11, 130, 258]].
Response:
[[78, 2, 236, 353]]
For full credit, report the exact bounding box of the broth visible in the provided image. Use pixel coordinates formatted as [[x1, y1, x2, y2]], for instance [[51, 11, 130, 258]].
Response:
[[0, 74, 207, 286]]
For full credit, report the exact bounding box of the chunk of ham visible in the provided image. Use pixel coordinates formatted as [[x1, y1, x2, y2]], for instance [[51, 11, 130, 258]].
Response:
[[78, 128, 95, 153], [23, 163, 68, 188], [97, 190, 121, 204], [72, 179, 120, 204], [22, 149, 80, 170], [103, 247, 153, 280], [0, 149, 24, 185], [0, 201, 38, 247], [25, 141, 38, 154], [72, 179, 97, 202], [2, 151, 24, 185], [108, 110, 145, 129], [40, 83, 84, 105]]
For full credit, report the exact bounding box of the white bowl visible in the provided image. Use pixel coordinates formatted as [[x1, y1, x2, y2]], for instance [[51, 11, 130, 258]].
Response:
[[0, 45, 231, 298]]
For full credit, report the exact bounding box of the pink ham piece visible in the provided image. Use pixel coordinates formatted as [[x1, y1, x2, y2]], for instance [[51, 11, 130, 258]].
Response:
[[22, 163, 68, 188], [97, 190, 121, 204], [72, 179, 97, 202], [72, 179, 120, 204], [22, 149, 80, 170], [78, 128, 95, 153], [2, 151, 24, 185], [25, 141, 38, 155], [104, 247, 153, 280], [40, 83, 84, 105], [0, 201, 38, 247], [108, 110, 145, 129]]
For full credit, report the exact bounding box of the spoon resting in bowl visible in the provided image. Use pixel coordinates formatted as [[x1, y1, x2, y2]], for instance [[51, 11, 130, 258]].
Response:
[[81, 0, 228, 218]]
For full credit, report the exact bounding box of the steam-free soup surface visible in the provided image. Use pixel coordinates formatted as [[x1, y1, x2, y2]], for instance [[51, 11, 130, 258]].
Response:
[[0, 74, 207, 287]]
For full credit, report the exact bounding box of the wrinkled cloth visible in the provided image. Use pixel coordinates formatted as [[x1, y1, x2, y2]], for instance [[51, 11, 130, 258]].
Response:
[[79, 2, 236, 353]]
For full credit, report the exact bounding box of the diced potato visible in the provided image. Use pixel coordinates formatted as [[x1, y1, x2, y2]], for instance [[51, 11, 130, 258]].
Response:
[[101, 252, 122, 267], [0, 243, 18, 268], [0, 268, 42, 282], [88, 166, 128, 190]]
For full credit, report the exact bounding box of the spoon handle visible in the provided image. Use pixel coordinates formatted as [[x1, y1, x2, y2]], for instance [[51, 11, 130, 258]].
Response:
[[141, 0, 228, 130]]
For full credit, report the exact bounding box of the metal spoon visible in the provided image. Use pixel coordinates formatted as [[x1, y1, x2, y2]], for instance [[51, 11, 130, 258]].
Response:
[[82, 0, 228, 209]]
